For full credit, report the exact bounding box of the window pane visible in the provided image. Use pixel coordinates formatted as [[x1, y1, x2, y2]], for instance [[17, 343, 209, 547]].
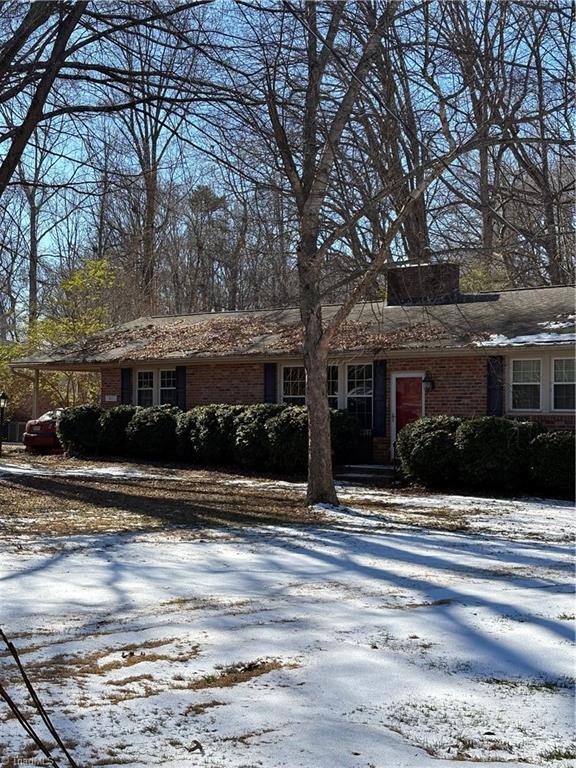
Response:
[[137, 371, 154, 389], [512, 360, 540, 383], [347, 364, 373, 396], [160, 389, 178, 406], [138, 389, 154, 407], [160, 370, 176, 389], [283, 367, 306, 399], [284, 396, 306, 406], [554, 359, 575, 384], [554, 384, 575, 410], [327, 365, 338, 397], [137, 371, 154, 407], [512, 384, 540, 410], [347, 397, 373, 431], [328, 396, 338, 410]]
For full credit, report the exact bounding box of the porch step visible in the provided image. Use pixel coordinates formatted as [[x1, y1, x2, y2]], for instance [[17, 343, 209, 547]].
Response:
[[334, 464, 396, 487]]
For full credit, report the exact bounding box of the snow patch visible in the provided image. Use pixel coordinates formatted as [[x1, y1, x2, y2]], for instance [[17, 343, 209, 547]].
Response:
[[474, 331, 575, 347], [0, 462, 168, 479]]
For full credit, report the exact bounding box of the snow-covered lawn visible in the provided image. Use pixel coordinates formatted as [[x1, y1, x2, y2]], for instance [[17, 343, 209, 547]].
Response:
[[0, 461, 574, 768]]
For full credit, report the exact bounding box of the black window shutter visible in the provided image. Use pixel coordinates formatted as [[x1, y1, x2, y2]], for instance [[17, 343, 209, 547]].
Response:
[[120, 368, 132, 405], [264, 363, 277, 403], [175, 366, 187, 410], [373, 360, 387, 437], [487, 356, 504, 416]]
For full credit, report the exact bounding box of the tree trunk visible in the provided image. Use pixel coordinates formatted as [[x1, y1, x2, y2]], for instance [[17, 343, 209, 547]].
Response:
[[27, 189, 38, 324], [299, 229, 338, 506], [304, 340, 337, 505], [542, 193, 562, 284], [142, 159, 157, 313]]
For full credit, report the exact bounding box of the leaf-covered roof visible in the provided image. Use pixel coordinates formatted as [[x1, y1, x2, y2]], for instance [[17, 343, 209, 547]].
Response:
[[12, 286, 575, 369]]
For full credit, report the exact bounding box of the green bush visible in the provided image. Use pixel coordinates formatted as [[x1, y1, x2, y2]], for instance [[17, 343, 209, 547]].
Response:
[[175, 409, 200, 462], [455, 416, 531, 492], [233, 405, 360, 472], [513, 419, 546, 468], [410, 429, 460, 488], [396, 416, 463, 481], [266, 406, 308, 474], [98, 405, 139, 456], [194, 405, 244, 466], [57, 405, 102, 456], [331, 409, 362, 465], [233, 404, 287, 469], [530, 431, 575, 497], [126, 405, 179, 459]]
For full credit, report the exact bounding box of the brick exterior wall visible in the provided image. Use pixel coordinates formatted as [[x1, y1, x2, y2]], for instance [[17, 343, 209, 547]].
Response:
[[386, 355, 487, 422], [513, 413, 575, 430], [101, 363, 264, 409], [186, 363, 264, 406], [99, 356, 573, 464], [101, 369, 122, 409]]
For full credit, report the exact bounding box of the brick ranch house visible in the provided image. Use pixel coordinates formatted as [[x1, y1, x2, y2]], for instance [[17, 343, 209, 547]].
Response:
[[12, 265, 575, 462]]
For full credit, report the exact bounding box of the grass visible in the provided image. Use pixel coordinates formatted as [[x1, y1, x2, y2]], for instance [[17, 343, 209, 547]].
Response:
[[482, 676, 574, 692], [6, 636, 198, 686], [541, 745, 576, 761], [179, 659, 296, 690], [0, 450, 489, 538], [184, 699, 225, 715], [0, 451, 319, 536]]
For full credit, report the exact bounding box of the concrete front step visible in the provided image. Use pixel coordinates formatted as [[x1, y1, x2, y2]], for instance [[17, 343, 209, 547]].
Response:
[[337, 464, 395, 475], [334, 464, 397, 486]]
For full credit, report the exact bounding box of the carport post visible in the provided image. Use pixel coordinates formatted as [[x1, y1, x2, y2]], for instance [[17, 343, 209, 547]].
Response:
[[32, 369, 39, 419]]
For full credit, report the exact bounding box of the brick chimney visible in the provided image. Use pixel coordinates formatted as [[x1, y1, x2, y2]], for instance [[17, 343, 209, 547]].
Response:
[[387, 263, 460, 306]]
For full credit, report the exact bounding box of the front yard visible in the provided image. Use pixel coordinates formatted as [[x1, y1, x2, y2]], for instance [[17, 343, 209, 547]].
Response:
[[0, 453, 573, 768]]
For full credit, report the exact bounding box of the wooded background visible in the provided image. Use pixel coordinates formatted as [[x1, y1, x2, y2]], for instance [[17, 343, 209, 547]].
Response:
[[0, 0, 574, 417]]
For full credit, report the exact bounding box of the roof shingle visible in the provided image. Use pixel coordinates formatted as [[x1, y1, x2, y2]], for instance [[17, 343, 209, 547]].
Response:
[[12, 286, 575, 368]]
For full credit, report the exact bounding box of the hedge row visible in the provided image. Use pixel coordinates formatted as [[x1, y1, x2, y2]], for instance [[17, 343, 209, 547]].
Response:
[[57, 403, 362, 474], [396, 415, 574, 497]]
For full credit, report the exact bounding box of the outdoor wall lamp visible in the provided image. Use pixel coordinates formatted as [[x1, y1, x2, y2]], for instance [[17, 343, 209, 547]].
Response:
[[423, 373, 435, 393], [0, 391, 9, 456]]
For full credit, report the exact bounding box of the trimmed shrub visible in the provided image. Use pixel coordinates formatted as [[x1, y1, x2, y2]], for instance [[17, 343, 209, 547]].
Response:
[[266, 406, 308, 474], [530, 431, 575, 497], [234, 405, 360, 473], [98, 405, 139, 456], [175, 409, 200, 462], [410, 429, 460, 488], [233, 404, 287, 469], [513, 419, 546, 467], [331, 409, 362, 465], [194, 405, 244, 466], [57, 405, 102, 456], [126, 405, 179, 459], [396, 416, 463, 481], [455, 416, 530, 492]]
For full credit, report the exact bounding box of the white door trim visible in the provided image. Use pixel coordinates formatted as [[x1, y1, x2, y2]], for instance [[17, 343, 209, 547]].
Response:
[[390, 371, 426, 450]]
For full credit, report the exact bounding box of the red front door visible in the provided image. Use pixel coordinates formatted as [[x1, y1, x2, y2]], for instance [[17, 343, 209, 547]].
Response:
[[395, 376, 423, 433]]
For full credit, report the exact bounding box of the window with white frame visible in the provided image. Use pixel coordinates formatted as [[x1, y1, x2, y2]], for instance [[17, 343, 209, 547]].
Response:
[[282, 366, 306, 405], [552, 358, 575, 411], [136, 369, 177, 406], [281, 364, 340, 408], [346, 364, 373, 430], [511, 359, 541, 410], [160, 370, 177, 405], [137, 371, 154, 407], [327, 365, 339, 409]]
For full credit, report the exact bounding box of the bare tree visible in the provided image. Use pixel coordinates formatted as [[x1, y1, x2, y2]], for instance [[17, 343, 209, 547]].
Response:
[[0, 1, 211, 200], [199, 0, 572, 504]]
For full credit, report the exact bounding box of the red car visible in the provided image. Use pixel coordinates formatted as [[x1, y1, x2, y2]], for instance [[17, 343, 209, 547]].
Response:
[[23, 410, 64, 453]]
